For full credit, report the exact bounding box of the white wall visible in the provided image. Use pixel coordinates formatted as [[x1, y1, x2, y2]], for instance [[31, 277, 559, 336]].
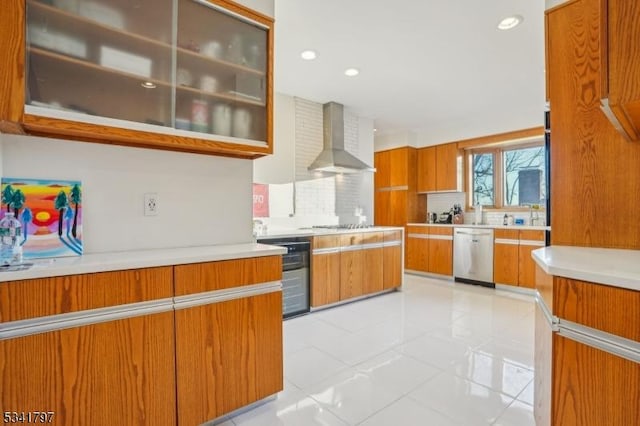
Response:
[[239, 0, 274, 17], [253, 93, 295, 184], [374, 130, 417, 152], [1, 135, 253, 253]]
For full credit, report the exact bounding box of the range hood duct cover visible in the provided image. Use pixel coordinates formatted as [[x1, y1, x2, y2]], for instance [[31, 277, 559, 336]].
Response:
[[308, 102, 375, 173]]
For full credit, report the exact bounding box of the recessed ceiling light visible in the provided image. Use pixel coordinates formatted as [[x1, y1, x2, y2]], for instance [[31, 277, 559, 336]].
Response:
[[344, 68, 359, 77], [300, 50, 317, 60], [498, 15, 523, 30], [373, 128, 377, 132], [141, 81, 156, 89]]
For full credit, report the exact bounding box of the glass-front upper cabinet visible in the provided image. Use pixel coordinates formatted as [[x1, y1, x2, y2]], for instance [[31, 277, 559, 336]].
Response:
[[15, 0, 273, 157], [26, 0, 174, 127], [176, 0, 268, 142]]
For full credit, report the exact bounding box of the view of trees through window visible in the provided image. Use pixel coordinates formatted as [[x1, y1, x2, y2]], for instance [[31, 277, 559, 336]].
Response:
[[471, 144, 546, 208]]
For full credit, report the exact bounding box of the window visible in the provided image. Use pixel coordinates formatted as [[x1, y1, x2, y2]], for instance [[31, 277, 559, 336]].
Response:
[[468, 142, 546, 209]]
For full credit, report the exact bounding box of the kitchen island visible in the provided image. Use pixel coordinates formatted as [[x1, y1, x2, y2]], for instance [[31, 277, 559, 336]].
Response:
[[0, 243, 286, 426], [532, 246, 640, 426]]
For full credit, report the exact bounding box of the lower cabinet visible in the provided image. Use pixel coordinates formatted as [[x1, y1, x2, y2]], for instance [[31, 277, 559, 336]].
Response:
[[405, 226, 452, 276], [174, 292, 283, 425], [363, 232, 384, 295], [383, 231, 403, 289], [311, 231, 403, 308], [494, 229, 545, 288], [311, 235, 342, 307], [0, 312, 177, 426]]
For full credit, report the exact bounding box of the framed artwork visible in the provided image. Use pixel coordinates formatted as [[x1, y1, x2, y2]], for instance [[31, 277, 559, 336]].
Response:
[[1, 178, 82, 259]]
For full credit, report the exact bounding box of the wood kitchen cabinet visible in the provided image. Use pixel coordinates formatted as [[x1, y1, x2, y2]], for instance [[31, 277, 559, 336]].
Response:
[[405, 226, 452, 276], [374, 147, 425, 226], [493, 229, 520, 286], [600, 0, 640, 141], [383, 230, 403, 290], [417, 143, 462, 192], [534, 265, 640, 426], [0, 0, 274, 158], [174, 292, 282, 425], [311, 231, 404, 308], [0, 267, 176, 426], [493, 229, 544, 288], [406, 226, 429, 272], [339, 233, 365, 300], [362, 232, 384, 295], [173, 257, 283, 424], [427, 227, 453, 276], [518, 230, 545, 289], [311, 235, 341, 307]]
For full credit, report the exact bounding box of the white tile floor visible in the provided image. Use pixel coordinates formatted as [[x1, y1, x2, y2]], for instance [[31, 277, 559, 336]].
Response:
[[226, 274, 536, 426]]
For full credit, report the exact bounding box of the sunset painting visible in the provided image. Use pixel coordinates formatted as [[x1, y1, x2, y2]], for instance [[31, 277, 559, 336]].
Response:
[[0, 178, 82, 259]]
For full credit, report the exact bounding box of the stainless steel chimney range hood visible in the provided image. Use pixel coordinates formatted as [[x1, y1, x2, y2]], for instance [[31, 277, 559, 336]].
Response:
[[308, 102, 375, 174]]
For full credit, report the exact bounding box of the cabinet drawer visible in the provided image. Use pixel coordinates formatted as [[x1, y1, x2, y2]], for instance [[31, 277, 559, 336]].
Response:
[[520, 230, 545, 241], [495, 229, 520, 240], [384, 230, 402, 242], [428, 226, 453, 236], [174, 256, 282, 296], [362, 232, 384, 245], [0, 267, 173, 323], [340, 232, 364, 247], [313, 235, 340, 249], [406, 226, 428, 235]]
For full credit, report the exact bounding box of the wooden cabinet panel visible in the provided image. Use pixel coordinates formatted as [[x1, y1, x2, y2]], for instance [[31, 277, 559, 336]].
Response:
[[494, 229, 519, 239], [428, 239, 452, 276], [548, 0, 640, 249], [435, 143, 460, 191], [374, 150, 391, 188], [552, 335, 640, 426], [553, 277, 640, 341], [362, 247, 383, 295], [313, 235, 340, 249], [174, 256, 281, 296], [383, 245, 402, 290], [0, 267, 173, 322], [175, 292, 283, 425], [417, 146, 436, 192], [388, 190, 408, 226], [311, 251, 341, 307], [0, 312, 176, 426], [603, 0, 640, 141], [340, 250, 364, 300], [519, 230, 545, 241], [536, 264, 554, 310], [362, 232, 384, 244], [518, 244, 538, 289], [494, 242, 519, 286], [534, 302, 553, 426], [406, 235, 428, 272], [340, 232, 364, 247], [389, 148, 409, 187], [427, 226, 453, 236]]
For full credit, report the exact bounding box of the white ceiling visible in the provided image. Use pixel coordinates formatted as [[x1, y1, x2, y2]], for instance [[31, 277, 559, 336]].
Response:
[[274, 0, 545, 145]]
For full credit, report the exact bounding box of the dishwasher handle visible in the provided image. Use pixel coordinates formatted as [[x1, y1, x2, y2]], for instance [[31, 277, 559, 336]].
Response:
[[455, 230, 493, 237]]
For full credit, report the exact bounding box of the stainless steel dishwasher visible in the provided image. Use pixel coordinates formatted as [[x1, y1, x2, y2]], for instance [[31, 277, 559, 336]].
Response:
[[453, 228, 494, 287]]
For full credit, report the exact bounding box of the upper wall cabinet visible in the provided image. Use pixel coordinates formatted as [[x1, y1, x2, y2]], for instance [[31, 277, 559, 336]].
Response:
[[0, 0, 274, 158], [417, 143, 462, 192], [374, 147, 415, 189], [600, 0, 640, 142]]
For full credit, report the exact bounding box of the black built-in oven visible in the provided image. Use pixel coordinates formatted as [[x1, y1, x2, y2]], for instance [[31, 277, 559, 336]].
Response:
[[257, 237, 310, 318]]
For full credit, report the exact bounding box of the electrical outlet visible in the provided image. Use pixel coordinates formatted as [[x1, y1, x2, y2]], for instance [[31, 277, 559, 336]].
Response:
[[144, 193, 159, 216]]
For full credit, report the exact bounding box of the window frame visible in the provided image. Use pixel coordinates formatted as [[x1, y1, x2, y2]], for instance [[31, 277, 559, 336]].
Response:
[[465, 139, 546, 211]]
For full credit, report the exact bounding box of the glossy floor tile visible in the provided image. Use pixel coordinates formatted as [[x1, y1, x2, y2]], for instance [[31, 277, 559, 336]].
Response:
[[227, 275, 536, 426]]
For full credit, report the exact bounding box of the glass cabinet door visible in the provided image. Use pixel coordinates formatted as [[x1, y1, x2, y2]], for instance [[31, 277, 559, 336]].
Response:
[[26, 0, 174, 128], [176, 0, 268, 142]]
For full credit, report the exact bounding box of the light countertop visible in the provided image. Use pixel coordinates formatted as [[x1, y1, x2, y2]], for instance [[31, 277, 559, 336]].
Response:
[[532, 246, 640, 292], [0, 243, 287, 283], [255, 226, 405, 240], [407, 223, 551, 231]]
